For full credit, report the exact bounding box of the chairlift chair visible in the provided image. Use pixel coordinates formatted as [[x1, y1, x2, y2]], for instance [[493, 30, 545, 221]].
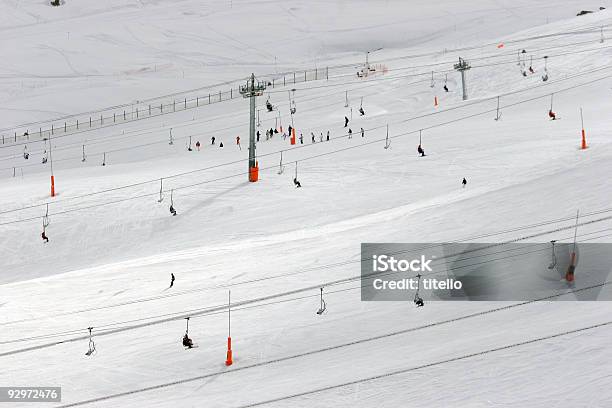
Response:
[[548, 240, 558, 270], [316, 287, 327, 315], [85, 327, 96, 356]]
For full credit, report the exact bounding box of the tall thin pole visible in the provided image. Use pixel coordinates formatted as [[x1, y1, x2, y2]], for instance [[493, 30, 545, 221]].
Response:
[[228, 290, 231, 337], [573, 210, 579, 253], [49, 133, 55, 197], [249, 77, 256, 171]]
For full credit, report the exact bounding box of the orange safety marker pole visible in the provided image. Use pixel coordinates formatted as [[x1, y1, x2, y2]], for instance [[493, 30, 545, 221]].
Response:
[[434, 96, 438, 107], [225, 290, 233, 366], [50, 175, 55, 197], [290, 128, 296, 145], [580, 107, 588, 150]]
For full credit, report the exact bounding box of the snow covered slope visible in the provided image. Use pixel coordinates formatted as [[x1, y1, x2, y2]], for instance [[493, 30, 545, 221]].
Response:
[[1, 1, 612, 407]]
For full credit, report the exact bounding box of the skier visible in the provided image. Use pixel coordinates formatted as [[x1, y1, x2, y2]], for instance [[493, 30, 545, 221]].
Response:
[[326, 130, 330, 141], [293, 177, 301, 188], [311, 132, 316, 143], [359, 106, 365, 116], [288, 126, 293, 137], [236, 136, 241, 150], [170, 273, 175, 288], [443, 84, 449, 92], [182, 333, 194, 349], [344, 116, 349, 128], [360, 127, 365, 138], [548, 110, 557, 120], [256, 130, 260, 142], [266, 100, 273, 112], [320, 132, 323, 142], [299, 133, 304, 144], [417, 144, 425, 157], [529, 66, 535, 74], [462, 177, 467, 188], [211, 136, 216, 145], [348, 128, 353, 139], [269, 128, 274, 138], [41, 230, 49, 243], [219, 142, 224, 148], [195, 141, 201, 151], [170, 204, 177, 216]]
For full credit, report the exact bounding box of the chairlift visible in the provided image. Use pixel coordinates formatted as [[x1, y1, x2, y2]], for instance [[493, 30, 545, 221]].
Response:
[[182, 317, 194, 348], [277, 151, 284, 175], [157, 178, 164, 203], [266, 98, 273, 112], [85, 327, 96, 356], [384, 124, 391, 149], [542, 56, 549, 82], [81, 145, 86, 162], [169, 189, 177, 216], [169, 128, 174, 145], [187, 136, 193, 151], [548, 240, 558, 270], [414, 274, 425, 307], [293, 162, 301, 188], [316, 287, 327, 315], [42, 150, 48, 164]]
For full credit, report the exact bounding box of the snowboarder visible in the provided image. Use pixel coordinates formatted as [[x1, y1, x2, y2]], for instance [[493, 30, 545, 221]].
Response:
[[344, 116, 349, 127], [360, 127, 365, 138], [548, 110, 557, 120], [418, 144, 425, 157], [236, 136, 241, 150], [299, 133, 304, 144], [359, 107, 365, 116], [211, 136, 216, 145], [170, 273, 175, 288], [41, 230, 49, 243], [462, 177, 467, 188], [182, 333, 194, 349], [170, 204, 177, 216], [348, 128, 353, 139], [195, 141, 201, 151], [293, 177, 301, 188]]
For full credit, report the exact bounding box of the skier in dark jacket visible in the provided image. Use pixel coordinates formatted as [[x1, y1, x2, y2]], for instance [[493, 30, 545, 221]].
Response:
[[462, 177, 467, 187], [41, 231, 49, 243], [548, 110, 557, 120], [211, 136, 216, 145], [344, 116, 349, 127], [170, 273, 175, 288], [418, 144, 425, 157]]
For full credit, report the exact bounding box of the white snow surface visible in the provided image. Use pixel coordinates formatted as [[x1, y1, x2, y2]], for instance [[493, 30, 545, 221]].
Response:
[[1, 1, 612, 407]]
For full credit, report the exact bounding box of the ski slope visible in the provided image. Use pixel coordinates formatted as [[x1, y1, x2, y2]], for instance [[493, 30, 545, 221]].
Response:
[[1, 1, 612, 407]]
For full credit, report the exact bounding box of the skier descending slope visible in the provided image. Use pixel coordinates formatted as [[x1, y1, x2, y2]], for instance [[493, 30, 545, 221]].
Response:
[[462, 177, 467, 188]]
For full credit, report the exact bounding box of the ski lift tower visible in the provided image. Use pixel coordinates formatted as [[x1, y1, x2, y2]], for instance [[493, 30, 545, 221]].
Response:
[[239, 73, 266, 182], [454, 57, 471, 101]]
